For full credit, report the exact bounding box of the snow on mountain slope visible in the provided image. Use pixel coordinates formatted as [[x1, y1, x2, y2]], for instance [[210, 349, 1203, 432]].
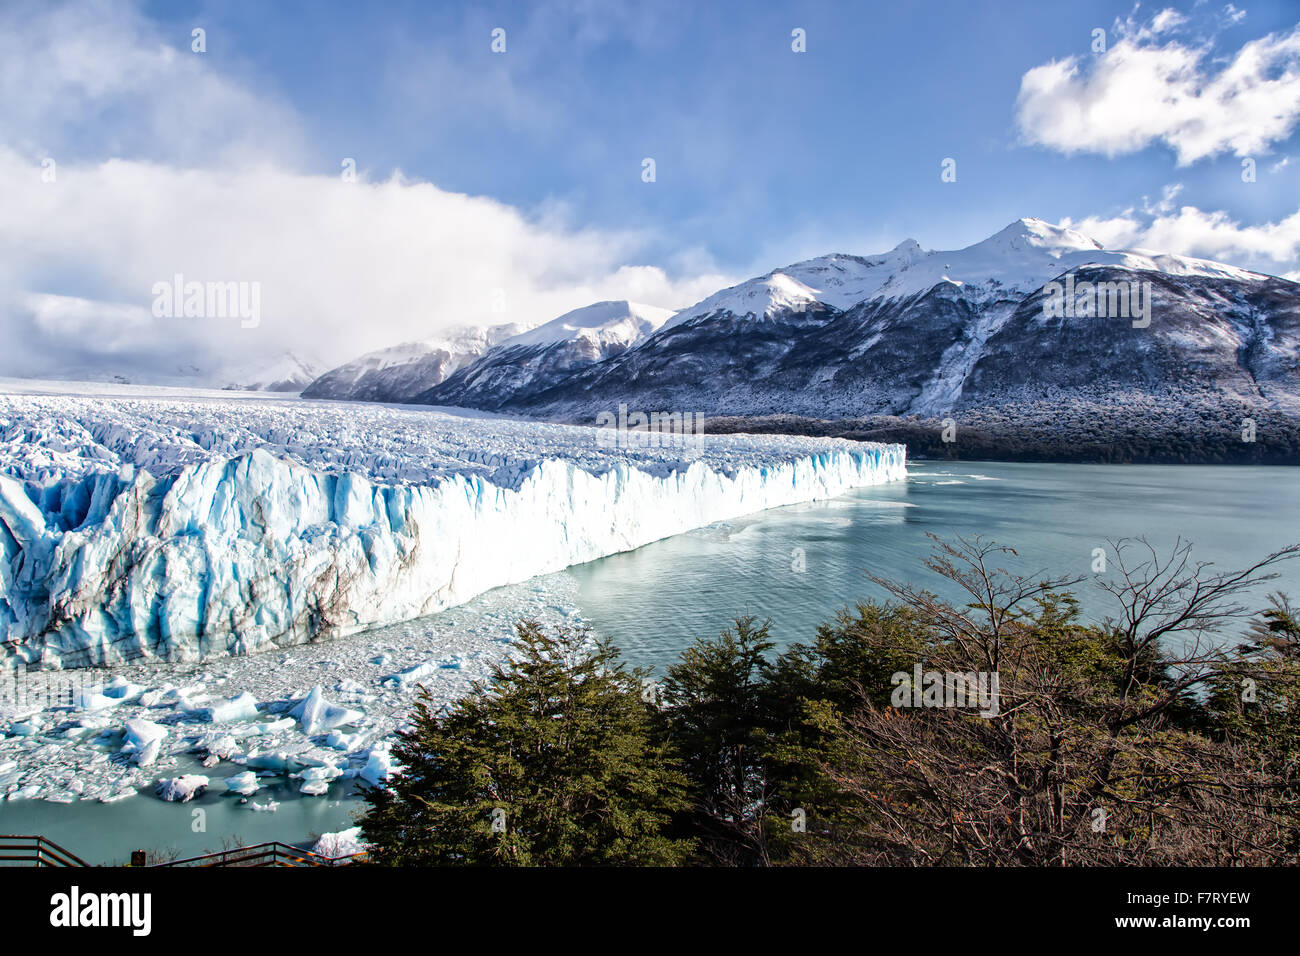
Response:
[[504, 300, 672, 349], [457, 219, 1297, 421], [0, 386, 905, 667], [301, 323, 528, 403], [10, 354, 325, 394], [221, 351, 324, 393], [417, 301, 674, 410], [660, 244, 921, 332], [871, 218, 1260, 301], [662, 218, 1263, 334]]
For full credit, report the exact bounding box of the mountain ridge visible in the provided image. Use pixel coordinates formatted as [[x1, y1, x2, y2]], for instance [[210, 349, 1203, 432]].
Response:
[[301, 322, 529, 403], [296, 218, 1300, 461], [416, 219, 1297, 427]]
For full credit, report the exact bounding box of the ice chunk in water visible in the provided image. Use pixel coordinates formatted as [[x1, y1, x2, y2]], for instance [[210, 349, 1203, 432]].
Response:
[[224, 771, 260, 796], [155, 775, 209, 802], [191, 693, 259, 723], [290, 686, 363, 736]]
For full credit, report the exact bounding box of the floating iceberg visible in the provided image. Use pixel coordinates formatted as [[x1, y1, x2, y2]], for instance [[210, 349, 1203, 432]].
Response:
[[103, 676, 146, 700], [190, 693, 260, 724], [0, 391, 906, 667], [244, 749, 298, 773], [121, 718, 167, 767], [122, 718, 167, 749], [133, 738, 161, 767], [383, 660, 441, 690], [294, 764, 343, 796], [72, 688, 122, 712], [290, 686, 363, 736], [357, 745, 399, 786], [155, 775, 209, 803], [224, 771, 260, 796], [9, 717, 42, 736]]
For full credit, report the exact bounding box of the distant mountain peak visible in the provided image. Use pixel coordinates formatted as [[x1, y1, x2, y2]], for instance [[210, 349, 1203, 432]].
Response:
[[503, 300, 673, 350], [416, 299, 677, 410], [222, 350, 324, 393], [301, 322, 530, 404], [983, 217, 1104, 255]]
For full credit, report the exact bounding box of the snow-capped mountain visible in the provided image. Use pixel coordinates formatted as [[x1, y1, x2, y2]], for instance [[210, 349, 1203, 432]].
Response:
[[302, 323, 528, 403], [662, 218, 1255, 331], [417, 301, 674, 410], [418, 219, 1300, 422], [222, 351, 324, 393]]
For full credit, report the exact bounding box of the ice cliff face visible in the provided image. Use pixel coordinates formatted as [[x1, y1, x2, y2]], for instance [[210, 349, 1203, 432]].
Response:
[[0, 389, 905, 668]]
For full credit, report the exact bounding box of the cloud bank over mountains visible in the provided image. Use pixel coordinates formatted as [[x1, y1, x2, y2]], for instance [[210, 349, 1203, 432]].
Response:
[[0, 0, 729, 382]]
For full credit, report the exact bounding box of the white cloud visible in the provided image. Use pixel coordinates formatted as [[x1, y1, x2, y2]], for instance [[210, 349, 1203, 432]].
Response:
[[1062, 200, 1300, 275], [1149, 8, 1188, 35], [0, 0, 732, 383], [0, 0, 304, 166], [1016, 16, 1300, 165], [1056, 182, 1186, 249], [0, 150, 731, 378], [1139, 204, 1300, 263], [1056, 213, 1146, 249]]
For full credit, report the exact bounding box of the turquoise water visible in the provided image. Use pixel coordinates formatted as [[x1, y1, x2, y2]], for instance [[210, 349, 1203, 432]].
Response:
[[3, 461, 1297, 863], [569, 461, 1300, 672], [0, 778, 365, 866]]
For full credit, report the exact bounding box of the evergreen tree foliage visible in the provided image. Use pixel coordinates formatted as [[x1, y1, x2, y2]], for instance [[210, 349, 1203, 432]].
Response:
[[361, 620, 693, 865]]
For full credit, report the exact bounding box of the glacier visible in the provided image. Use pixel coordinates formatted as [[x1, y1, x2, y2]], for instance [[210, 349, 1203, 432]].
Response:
[[0, 386, 906, 668]]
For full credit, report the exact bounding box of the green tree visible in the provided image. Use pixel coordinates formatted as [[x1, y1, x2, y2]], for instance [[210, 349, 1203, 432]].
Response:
[[1204, 592, 1300, 857], [361, 620, 693, 866], [660, 615, 778, 865]]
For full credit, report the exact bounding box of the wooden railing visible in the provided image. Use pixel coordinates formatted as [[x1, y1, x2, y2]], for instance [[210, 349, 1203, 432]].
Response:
[[153, 841, 366, 867], [0, 835, 364, 867], [0, 835, 90, 867]]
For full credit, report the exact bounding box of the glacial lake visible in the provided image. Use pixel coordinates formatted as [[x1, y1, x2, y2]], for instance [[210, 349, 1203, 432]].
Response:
[[3, 461, 1298, 863], [570, 460, 1300, 671]]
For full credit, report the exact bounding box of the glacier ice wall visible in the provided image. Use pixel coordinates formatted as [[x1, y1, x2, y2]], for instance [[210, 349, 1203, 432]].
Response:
[[0, 401, 905, 667]]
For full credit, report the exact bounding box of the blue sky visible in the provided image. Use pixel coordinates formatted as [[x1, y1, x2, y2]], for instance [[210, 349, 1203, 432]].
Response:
[[2, 0, 1299, 376], [132, 0, 1300, 268]]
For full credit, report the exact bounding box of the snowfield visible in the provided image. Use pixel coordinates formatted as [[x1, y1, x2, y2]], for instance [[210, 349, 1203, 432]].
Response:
[[0, 383, 905, 668]]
